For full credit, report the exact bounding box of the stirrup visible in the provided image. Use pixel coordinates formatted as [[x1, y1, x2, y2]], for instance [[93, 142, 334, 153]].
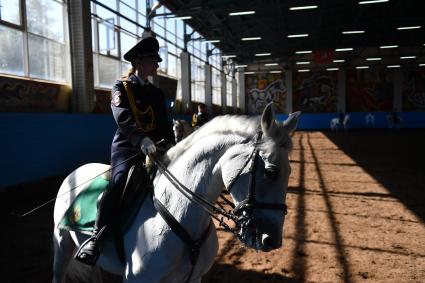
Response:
[[74, 236, 100, 266]]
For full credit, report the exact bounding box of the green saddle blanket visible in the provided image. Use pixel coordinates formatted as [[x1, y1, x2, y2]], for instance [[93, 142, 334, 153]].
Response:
[[59, 168, 152, 233], [59, 176, 108, 231]]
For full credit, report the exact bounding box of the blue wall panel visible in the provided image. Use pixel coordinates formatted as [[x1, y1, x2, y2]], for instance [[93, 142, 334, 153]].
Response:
[[1, 111, 424, 189], [276, 112, 425, 130], [1, 113, 116, 189]]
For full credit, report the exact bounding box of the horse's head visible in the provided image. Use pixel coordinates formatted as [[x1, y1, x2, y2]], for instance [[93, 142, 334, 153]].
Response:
[[221, 103, 300, 251], [173, 119, 193, 143]]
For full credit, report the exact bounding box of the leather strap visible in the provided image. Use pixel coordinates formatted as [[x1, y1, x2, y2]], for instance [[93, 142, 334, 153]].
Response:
[[123, 81, 142, 129], [152, 195, 212, 265]]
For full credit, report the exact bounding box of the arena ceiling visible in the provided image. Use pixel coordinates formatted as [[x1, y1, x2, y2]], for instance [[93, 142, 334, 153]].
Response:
[[159, 0, 425, 72]]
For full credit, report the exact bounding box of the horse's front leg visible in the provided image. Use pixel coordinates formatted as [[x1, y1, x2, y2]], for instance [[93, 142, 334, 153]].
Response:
[[52, 228, 75, 283]]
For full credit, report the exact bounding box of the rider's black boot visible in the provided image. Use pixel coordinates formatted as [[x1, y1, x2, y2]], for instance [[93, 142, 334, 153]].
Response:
[[74, 226, 105, 265]]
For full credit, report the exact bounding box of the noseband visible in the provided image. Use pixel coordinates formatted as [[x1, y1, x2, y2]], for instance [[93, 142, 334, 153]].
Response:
[[226, 131, 288, 225]]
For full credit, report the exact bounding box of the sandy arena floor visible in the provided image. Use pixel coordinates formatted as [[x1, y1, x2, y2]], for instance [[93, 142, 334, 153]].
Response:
[[1, 130, 424, 283]]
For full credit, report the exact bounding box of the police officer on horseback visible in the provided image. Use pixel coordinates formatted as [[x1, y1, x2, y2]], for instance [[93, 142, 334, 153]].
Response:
[[75, 36, 174, 265]]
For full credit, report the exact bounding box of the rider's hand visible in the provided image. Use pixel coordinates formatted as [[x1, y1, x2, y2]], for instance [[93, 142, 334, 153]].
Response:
[[140, 137, 156, 155]]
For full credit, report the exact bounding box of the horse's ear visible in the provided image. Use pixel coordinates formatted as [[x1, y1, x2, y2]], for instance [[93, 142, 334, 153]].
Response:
[[261, 102, 277, 136], [283, 111, 301, 133]]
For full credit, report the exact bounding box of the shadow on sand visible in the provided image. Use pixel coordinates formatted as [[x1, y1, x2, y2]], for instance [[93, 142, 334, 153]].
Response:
[[323, 129, 425, 224], [202, 262, 296, 283]]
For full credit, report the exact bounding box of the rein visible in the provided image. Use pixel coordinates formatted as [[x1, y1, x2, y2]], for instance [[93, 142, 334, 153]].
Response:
[[147, 129, 290, 282], [149, 155, 241, 283]]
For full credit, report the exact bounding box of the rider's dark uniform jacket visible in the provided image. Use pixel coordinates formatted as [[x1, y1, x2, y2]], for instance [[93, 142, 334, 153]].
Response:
[[110, 74, 175, 153]]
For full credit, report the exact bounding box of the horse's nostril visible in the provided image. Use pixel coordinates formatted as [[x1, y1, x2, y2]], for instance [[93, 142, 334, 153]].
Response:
[[262, 234, 273, 248]]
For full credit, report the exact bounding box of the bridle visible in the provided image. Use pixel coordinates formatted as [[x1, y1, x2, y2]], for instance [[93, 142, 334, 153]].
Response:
[[149, 130, 288, 281], [222, 130, 288, 232]]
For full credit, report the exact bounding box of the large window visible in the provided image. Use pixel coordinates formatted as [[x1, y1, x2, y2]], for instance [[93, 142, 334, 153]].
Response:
[[226, 76, 232, 107], [92, 1, 186, 88], [191, 57, 205, 103], [0, 0, 70, 82], [0, 25, 24, 76], [0, 0, 22, 26], [212, 68, 221, 105]]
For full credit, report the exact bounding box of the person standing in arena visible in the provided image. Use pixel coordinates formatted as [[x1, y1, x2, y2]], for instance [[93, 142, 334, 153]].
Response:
[[191, 103, 209, 128], [75, 36, 175, 265]]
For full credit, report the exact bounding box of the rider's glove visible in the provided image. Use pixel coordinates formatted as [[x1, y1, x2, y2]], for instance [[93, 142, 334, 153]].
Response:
[[140, 137, 156, 155]]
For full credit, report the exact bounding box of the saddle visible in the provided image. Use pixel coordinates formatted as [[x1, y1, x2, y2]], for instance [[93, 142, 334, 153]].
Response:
[[59, 164, 155, 264]]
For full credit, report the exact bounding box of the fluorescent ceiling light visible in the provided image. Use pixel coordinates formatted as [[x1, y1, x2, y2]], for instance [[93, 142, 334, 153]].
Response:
[[335, 48, 353, 51], [296, 61, 310, 65], [265, 63, 278, 66], [342, 30, 365, 34], [359, 0, 389, 4], [380, 45, 398, 49], [397, 26, 421, 30], [255, 53, 271, 56], [356, 66, 369, 69], [419, 63, 425, 67], [244, 71, 256, 74], [295, 50, 312, 54], [287, 34, 309, 38], [298, 69, 310, 72], [366, 57, 382, 61], [289, 5, 318, 10], [222, 55, 236, 60], [333, 59, 345, 63], [205, 39, 220, 43], [235, 64, 248, 68], [174, 16, 192, 20], [387, 65, 400, 68], [400, 56, 416, 59], [326, 68, 339, 71], [229, 11, 255, 16], [270, 71, 282, 73], [241, 37, 261, 41]]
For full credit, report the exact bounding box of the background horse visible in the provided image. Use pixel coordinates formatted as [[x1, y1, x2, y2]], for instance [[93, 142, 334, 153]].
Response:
[[365, 113, 375, 127], [52, 104, 300, 283], [173, 119, 194, 143], [330, 113, 350, 132]]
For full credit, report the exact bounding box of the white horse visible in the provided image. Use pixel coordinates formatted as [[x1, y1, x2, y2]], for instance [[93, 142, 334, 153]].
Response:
[[330, 114, 350, 132], [172, 119, 194, 143], [365, 113, 375, 127], [330, 117, 340, 131], [52, 103, 300, 283], [387, 112, 402, 129]]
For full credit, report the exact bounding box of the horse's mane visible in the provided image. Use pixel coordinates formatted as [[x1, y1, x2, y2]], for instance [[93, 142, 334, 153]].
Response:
[[166, 115, 260, 162]]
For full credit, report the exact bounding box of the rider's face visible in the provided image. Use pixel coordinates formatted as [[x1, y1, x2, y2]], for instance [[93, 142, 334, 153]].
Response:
[[134, 57, 159, 78]]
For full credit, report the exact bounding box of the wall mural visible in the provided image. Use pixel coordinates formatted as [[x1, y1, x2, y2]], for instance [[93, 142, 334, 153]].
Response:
[[403, 67, 425, 111], [0, 76, 71, 112], [246, 73, 287, 114], [293, 71, 337, 112], [346, 67, 394, 112]]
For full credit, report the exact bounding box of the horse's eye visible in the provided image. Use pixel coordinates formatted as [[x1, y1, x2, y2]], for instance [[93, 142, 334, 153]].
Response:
[[264, 167, 279, 180]]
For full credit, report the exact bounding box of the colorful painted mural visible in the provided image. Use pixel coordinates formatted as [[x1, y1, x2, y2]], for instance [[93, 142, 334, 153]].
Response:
[[402, 67, 425, 111], [0, 75, 71, 112], [293, 71, 337, 112], [346, 67, 394, 112], [245, 73, 287, 114]]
